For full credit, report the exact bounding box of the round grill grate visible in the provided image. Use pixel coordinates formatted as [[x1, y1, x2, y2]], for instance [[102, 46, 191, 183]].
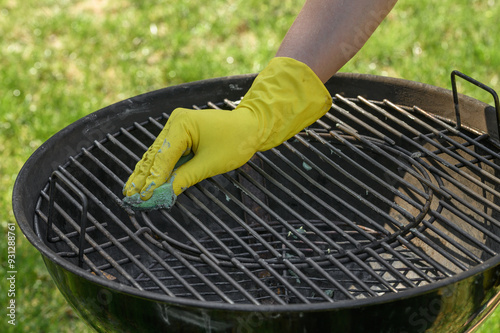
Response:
[[33, 95, 500, 305]]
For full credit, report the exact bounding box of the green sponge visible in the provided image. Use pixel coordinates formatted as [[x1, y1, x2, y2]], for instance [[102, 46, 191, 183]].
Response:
[[121, 152, 194, 211], [121, 179, 177, 211]]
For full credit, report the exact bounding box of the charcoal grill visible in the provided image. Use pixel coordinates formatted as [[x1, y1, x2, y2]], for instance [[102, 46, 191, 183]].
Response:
[[13, 71, 500, 332]]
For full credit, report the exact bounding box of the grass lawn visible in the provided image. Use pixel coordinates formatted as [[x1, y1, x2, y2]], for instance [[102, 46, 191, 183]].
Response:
[[1, 0, 499, 332]]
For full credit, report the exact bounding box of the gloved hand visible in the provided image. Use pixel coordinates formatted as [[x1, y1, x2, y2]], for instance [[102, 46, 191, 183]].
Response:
[[122, 57, 332, 207]]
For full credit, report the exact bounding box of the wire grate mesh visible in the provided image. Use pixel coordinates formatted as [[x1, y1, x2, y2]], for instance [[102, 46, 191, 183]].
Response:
[[33, 95, 500, 305]]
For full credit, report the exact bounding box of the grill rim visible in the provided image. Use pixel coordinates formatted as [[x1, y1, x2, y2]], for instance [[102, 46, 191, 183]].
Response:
[[13, 72, 500, 312]]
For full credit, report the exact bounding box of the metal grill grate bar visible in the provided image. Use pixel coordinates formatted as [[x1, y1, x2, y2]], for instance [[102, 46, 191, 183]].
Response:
[[280, 140, 395, 236], [38, 180, 146, 289], [77, 144, 261, 302], [54, 161, 198, 298], [396, 235, 453, 277], [302, 129, 427, 222]]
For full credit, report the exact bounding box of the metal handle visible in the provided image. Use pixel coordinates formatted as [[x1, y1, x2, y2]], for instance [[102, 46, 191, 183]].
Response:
[[48, 170, 88, 268], [451, 70, 500, 133]]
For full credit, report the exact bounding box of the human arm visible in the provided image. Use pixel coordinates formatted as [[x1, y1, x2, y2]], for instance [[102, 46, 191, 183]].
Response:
[[277, 0, 398, 83]]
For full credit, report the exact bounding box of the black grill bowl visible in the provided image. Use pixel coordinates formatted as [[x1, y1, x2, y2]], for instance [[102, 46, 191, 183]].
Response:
[[13, 73, 500, 332]]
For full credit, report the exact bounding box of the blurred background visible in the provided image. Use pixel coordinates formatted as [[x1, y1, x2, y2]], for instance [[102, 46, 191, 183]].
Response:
[[1, 0, 499, 331]]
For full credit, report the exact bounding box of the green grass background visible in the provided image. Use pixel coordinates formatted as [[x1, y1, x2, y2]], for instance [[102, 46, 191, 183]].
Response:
[[1, 0, 499, 331]]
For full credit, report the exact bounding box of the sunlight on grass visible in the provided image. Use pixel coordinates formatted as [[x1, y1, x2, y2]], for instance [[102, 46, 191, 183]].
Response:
[[1, 0, 499, 332]]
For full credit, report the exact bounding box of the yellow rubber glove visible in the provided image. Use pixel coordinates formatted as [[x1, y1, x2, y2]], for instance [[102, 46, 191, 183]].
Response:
[[122, 57, 332, 205]]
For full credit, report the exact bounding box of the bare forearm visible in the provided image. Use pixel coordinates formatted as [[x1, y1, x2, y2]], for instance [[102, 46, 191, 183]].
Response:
[[276, 0, 398, 83]]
